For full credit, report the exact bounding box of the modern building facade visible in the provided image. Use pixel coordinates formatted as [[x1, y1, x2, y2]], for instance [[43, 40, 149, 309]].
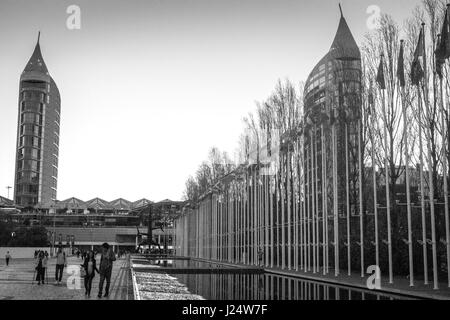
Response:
[[0, 198, 184, 254], [14, 34, 61, 208], [303, 9, 362, 218]]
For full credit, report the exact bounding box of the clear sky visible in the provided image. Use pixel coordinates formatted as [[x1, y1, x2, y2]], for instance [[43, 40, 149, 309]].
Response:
[[0, 0, 421, 202]]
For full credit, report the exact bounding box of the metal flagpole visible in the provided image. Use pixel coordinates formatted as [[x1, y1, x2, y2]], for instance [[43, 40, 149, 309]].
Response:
[[400, 39, 414, 286], [265, 166, 270, 268], [311, 129, 317, 273], [295, 139, 299, 271], [252, 169, 256, 265], [304, 143, 307, 271], [307, 137, 312, 272], [281, 153, 286, 270], [381, 68, 393, 284], [440, 63, 450, 288], [301, 134, 306, 271], [345, 123, 351, 276], [295, 150, 298, 272], [287, 151, 292, 270], [358, 116, 365, 278], [314, 125, 321, 272], [422, 22, 439, 290], [276, 168, 280, 268], [322, 124, 327, 275], [270, 168, 274, 268], [332, 110, 339, 276], [417, 84, 429, 284], [324, 126, 329, 274], [371, 97, 380, 269], [298, 141, 302, 271], [294, 149, 297, 271]]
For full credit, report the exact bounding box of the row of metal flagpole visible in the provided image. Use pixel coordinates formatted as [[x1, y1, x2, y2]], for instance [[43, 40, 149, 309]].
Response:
[[174, 5, 450, 290]]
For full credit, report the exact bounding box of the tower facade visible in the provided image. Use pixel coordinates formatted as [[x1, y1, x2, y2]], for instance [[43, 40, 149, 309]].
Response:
[[303, 10, 362, 241], [14, 34, 61, 207]]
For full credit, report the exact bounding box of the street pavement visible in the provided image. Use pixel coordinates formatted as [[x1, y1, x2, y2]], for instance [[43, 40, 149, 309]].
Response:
[[0, 255, 133, 300]]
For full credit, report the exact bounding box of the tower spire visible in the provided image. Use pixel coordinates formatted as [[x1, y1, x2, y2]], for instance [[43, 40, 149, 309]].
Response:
[[339, 3, 343, 17], [37, 31, 41, 45]]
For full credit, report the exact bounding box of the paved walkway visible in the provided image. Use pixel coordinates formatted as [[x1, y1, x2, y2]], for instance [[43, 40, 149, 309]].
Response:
[[0, 256, 133, 300]]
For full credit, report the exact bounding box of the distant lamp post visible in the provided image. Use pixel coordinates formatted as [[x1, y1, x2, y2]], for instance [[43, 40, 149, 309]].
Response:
[[6, 186, 12, 199]]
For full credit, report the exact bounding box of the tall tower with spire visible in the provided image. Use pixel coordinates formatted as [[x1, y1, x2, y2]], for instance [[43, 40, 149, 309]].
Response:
[[14, 33, 61, 207], [303, 5, 362, 264]]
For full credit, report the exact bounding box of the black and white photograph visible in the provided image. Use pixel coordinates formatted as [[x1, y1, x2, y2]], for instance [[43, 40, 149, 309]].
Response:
[[1, 0, 450, 309]]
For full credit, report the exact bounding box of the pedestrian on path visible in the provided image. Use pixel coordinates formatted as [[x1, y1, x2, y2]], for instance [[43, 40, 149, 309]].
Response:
[[42, 252, 48, 284], [54, 247, 67, 285], [258, 248, 264, 266], [81, 250, 99, 298], [35, 251, 45, 285], [97, 243, 116, 298], [5, 251, 11, 266]]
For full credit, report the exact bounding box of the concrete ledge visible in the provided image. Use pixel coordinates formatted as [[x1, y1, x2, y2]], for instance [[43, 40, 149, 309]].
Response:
[[131, 269, 141, 301], [132, 267, 263, 274]]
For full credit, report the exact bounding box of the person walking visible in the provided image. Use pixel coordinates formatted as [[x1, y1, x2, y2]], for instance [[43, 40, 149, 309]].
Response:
[[42, 251, 48, 284], [5, 251, 11, 266], [54, 247, 67, 285], [35, 251, 45, 285], [97, 243, 116, 298], [81, 251, 99, 298]]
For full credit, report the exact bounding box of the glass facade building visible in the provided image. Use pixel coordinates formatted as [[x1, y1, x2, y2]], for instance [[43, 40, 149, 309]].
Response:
[[303, 12, 362, 222], [14, 35, 61, 207]]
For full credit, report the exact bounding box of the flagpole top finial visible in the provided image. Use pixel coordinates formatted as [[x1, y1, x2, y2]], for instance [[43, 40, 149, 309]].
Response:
[[422, 22, 426, 26], [400, 39, 404, 43]]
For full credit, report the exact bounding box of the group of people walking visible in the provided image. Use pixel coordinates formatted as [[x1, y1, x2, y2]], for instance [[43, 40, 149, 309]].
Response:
[[31, 243, 119, 299], [80, 243, 116, 298], [34, 250, 49, 284]]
